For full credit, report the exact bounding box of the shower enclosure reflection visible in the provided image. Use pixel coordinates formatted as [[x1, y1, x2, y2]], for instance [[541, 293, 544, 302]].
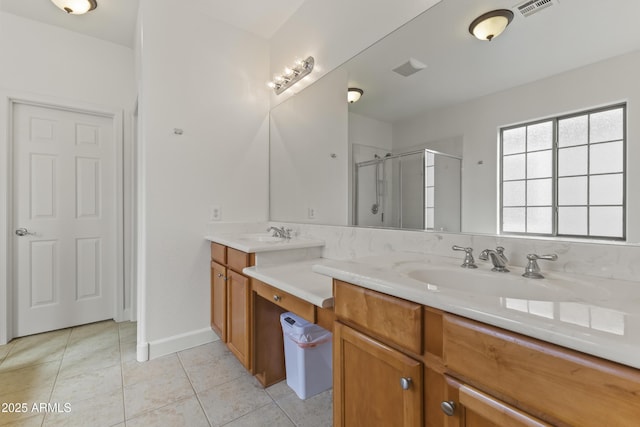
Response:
[[354, 149, 461, 231]]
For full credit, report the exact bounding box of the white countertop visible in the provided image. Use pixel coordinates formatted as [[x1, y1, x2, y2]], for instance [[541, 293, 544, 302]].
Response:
[[205, 232, 325, 253], [311, 252, 640, 370], [243, 259, 334, 308]]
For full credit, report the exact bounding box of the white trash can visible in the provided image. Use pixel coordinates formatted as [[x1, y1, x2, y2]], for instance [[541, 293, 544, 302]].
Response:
[[280, 312, 332, 399]]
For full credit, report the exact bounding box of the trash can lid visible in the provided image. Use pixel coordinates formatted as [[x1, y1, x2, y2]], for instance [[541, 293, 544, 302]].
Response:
[[280, 312, 329, 340]]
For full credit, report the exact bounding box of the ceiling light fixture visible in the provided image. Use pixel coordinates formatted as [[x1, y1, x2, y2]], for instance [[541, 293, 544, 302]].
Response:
[[347, 88, 364, 104], [267, 56, 315, 95], [469, 9, 514, 41], [51, 0, 97, 15]]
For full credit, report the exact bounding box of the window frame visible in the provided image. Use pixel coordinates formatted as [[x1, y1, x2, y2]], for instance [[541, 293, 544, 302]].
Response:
[[499, 103, 626, 241]]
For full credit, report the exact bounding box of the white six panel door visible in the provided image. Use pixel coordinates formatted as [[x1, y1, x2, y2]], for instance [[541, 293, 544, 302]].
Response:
[[13, 103, 116, 337]]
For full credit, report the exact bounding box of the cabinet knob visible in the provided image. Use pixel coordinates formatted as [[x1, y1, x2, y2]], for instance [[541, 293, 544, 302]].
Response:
[[216, 273, 223, 278], [273, 295, 281, 302], [400, 377, 412, 390], [440, 401, 456, 417]]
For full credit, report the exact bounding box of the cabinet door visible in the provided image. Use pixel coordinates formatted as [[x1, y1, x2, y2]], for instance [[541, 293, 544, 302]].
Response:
[[227, 269, 251, 370], [443, 377, 550, 427], [210, 261, 227, 341], [334, 322, 423, 427]]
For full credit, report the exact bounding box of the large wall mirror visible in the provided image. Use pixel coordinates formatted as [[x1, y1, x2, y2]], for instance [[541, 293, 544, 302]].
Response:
[[269, 0, 640, 242]]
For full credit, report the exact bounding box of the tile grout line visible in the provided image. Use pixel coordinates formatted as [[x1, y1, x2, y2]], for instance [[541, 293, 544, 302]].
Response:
[[176, 351, 213, 427], [41, 327, 73, 427], [118, 324, 128, 426]]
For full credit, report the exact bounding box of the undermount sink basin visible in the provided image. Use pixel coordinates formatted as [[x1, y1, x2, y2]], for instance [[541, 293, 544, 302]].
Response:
[[238, 233, 284, 243], [403, 267, 580, 301], [396, 263, 610, 302]]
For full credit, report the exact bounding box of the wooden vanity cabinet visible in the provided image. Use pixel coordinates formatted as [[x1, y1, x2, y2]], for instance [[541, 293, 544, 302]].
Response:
[[209, 243, 254, 370], [443, 314, 640, 427], [333, 280, 432, 427]]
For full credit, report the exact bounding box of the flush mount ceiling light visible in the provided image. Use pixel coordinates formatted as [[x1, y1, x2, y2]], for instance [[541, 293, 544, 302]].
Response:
[[268, 56, 315, 95], [347, 88, 364, 104], [469, 9, 514, 41], [51, 0, 97, 15]]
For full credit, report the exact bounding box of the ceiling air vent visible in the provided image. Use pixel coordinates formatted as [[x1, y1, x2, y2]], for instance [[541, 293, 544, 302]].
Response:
[[516, 0, 558, 17]]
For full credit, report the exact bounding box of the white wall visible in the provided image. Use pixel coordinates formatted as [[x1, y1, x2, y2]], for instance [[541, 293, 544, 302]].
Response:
[[0, 11, 135, 344], [137, 0, 270, 358], [393, 50, 640, 238]]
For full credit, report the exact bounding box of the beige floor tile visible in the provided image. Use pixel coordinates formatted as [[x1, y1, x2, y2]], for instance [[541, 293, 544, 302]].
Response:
[[0, 385, 54, 425], [58, 345, 121, 380], [266, 380, 296, 401], [276, 389, 333, 427], [0, 341, 16, 362], [42, 388, 124, 427], [123, 369, 194, 419], [117, 322, 136, 345], [50, 364, 122, 404], [198, 374, 272, 427], [125, 396, 208, 427], [67, 321, 118, 342], [225, 402, 295, 427], [0, 360, 60, 396], [1, 330, 70, 372], [0, 413, 45, 426], [64, 332, 119, 359], [178, 342, 246, 392], [122, 354, 183, 387], [119, 341, 137, 363]]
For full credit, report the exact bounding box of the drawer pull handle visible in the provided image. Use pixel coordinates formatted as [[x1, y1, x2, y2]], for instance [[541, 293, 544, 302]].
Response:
[[400, 377, 412, 390], [440, 401, 456, 416], [273, 295, 282, 302]]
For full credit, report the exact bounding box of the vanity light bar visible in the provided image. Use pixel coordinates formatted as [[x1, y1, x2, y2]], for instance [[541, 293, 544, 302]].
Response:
[[268, 56, 315, 95]]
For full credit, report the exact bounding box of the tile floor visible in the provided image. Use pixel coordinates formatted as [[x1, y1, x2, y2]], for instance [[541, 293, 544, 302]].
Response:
[[0, 321, 332, 426]]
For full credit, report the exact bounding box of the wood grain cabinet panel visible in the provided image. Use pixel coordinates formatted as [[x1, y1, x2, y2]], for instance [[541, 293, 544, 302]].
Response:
[[334, 280, 423, 354], [226, 269, 251, 370], [334, 322, 423, 427], [211, 242, 226, 265], [444, 314, 640, 426], [210, 261, 227, 341], [443, 376, 550, 427]]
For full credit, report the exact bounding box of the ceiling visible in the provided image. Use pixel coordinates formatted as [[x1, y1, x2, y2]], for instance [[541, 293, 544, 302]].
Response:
[[0, 0, 306, 48], [346, 0, 640, 123]]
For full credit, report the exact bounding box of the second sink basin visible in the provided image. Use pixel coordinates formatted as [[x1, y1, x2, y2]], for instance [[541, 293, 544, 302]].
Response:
[[238, 233, 284, 243]]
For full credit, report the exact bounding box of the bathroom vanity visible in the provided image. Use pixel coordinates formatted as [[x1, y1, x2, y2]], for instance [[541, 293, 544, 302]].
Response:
[[206, 232, 331, 387], [206, 230, 640, 426]]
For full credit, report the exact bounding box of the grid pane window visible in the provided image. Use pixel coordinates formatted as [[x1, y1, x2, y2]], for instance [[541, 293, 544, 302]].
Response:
[[424, 151, 435, 230], [500, 104, 625, 240]]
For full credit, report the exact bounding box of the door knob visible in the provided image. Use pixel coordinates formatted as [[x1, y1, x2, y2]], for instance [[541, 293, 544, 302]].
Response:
[[15, 228, 34, 237]]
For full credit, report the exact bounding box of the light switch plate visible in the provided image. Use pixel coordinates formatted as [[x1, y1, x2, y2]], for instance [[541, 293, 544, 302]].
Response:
[[211, 205, 221, 221]]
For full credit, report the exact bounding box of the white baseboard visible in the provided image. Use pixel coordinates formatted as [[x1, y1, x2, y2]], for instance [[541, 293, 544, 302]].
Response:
[[147, 327, 218, 360], [137, 342, 149, 362]]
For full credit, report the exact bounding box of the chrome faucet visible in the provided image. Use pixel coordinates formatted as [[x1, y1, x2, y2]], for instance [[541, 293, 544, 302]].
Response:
[[267, 226, 291, 239], [479, 247, 509, 272], [452, 246, 478, 268], [522, 253, 558, 279]]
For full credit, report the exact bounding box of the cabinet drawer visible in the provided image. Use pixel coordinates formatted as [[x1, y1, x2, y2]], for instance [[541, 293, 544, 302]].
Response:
[[334, 280, 422, 354], [211, 242, 226, 264], [252, 279, 316, 323], [227, 247, 254, 272], [443, 314, 640, 426]]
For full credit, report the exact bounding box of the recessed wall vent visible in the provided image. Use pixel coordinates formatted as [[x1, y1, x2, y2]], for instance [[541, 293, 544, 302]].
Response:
[[516, 0, 558, 17]]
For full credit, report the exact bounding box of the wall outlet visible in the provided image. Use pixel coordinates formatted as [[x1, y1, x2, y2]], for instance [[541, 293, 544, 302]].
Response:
[[210, 205, 222, 221], [308, 207, 316, 219]]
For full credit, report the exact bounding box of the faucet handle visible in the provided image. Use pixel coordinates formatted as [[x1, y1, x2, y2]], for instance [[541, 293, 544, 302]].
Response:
[[452, 246, 478, 269], [523, 253, 558, 279]]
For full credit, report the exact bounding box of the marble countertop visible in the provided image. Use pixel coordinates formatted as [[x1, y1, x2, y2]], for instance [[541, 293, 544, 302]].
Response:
[[205, 232, 325, 253], [243, 259, 334, 308], [312, 252, 640, 370]]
